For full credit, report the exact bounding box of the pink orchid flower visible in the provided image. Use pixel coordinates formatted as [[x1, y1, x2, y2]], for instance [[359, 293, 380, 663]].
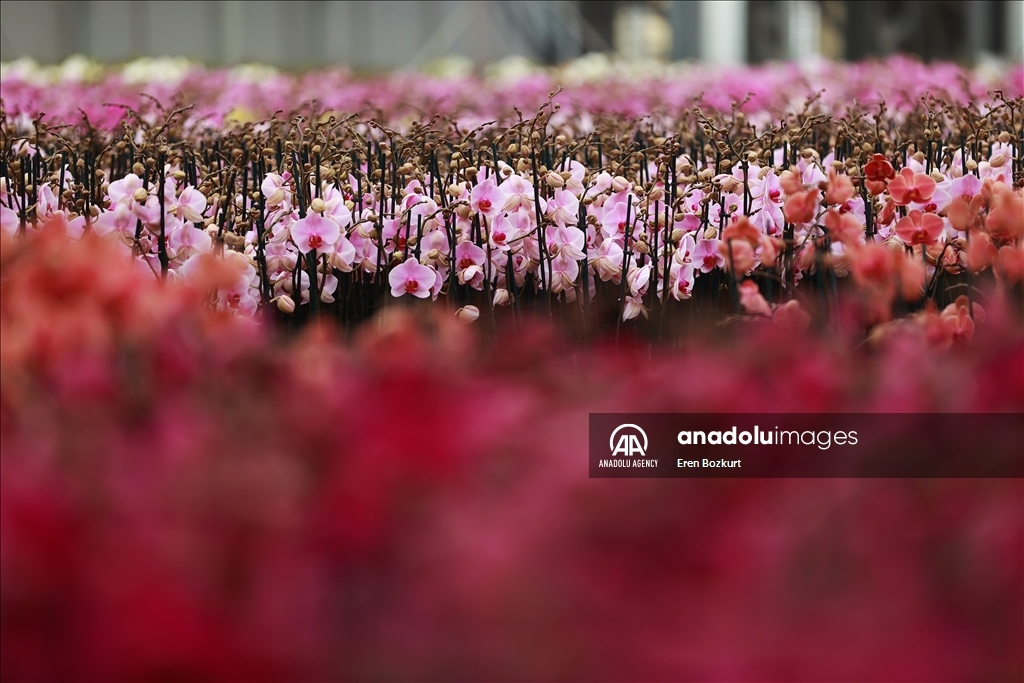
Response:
[[667, 262, 695, 300], [591, 238, 624, 281], [92, 203, 136, 242], [692, 239, 725, 273], [388, 257, 436, 298], [261, 173, 290, 207], [170, 186, 208, 222], [949, 174, 982, 203], [328, 235, 358, 272], [547, 225, 586, 261], [454, 240, 487, 287], [544, 188, 580, 227], [622, 294, 649, 321], [321, 186, 353, 230], [1, 204, 19, 236], [107, 173, 145, 207], [600, 201, 631, 241], [627, 264, 651, 297], [550, 252, 580, 293], [471, 178, 502, 221], [487, 214, 519, 251], [168, 224, 213, 261], [499, 174, 534, 213], [290, 213, 341, 255]]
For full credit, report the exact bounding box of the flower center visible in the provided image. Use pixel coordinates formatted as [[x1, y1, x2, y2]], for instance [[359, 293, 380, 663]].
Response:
[[478, 198, 491, 212], [308, 234, 323, 250], [405, 279, 420, 294]]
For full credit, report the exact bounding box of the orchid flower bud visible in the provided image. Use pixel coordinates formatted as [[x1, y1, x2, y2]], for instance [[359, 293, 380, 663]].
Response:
[[133, 187, 149, 203], [611, 175, 629, 192], [274, 294, 296, 313], [456, 305, 480, 323], [309, 197, 326, 214], [493, 288, 510, 306]]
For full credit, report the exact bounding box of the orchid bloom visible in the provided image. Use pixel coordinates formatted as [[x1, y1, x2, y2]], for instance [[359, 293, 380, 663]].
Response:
[[627, 264, 651, 297], [591, 238, 624, 281], [622, 294, 649, 321], [499, 174, 534, 213], [692, 239, 725, 273], [487, 214, 519, 251], [888, 168, 936, 206], [471, 178, 502, 220], [290, 213, 341, 255], [600, 201, 632, 241], [1, 204, 19, 237], [107, 173, 145, 208], [388, 257, 436, 298], [949, 174, 982, 203], [455, 240, 487, 287], [667, 262, 695, 300], [170, 186, 208, 223], [93, 202, 138, 242], [544, 188, 580, 227], [547, 225, 586, 261], [550, 252, 580, 293], [261, 173, 290, 207], [894, 210, 944, 246], [783, 190, 819, 225]]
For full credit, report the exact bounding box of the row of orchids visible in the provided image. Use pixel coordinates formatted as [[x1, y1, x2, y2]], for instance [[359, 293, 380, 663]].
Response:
[[1, 130, 1020, 328]]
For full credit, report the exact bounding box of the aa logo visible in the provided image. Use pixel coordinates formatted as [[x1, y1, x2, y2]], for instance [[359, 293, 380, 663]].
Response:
[[610, 424, 648, 457]]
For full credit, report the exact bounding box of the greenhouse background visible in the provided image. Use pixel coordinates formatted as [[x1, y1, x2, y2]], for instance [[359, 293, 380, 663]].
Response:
[[1, 0, 1022, 69]]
